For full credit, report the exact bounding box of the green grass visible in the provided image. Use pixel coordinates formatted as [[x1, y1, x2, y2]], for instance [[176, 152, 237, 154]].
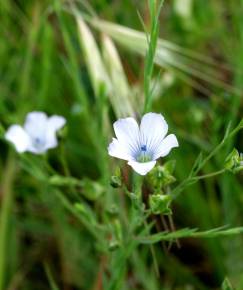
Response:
[[0, 1, 242, 289]]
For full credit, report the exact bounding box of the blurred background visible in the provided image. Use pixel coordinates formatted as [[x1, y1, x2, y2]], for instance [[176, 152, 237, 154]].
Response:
[[0, 0, 242, 289]]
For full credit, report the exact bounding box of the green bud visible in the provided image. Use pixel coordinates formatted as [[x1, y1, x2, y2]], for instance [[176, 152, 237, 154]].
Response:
[[106, 204, 119, 217], [108, 240, 120, 251], [126, 191, 144, 211], [71, 103, 84, 115], [110, 175, 122, 188], [49, 175, 81, 186], [108, 220, 122, 251], [149, 194, 172, 215], [148, 161, 176, 190], [110, 167, 122, 188], [82, 178, 104, 201], [224, 149, 243, 174]]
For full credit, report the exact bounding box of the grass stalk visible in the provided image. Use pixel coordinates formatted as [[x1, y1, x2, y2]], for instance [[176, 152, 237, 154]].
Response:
[[143, 0, 164, 114], [0, 153, 16, 290]]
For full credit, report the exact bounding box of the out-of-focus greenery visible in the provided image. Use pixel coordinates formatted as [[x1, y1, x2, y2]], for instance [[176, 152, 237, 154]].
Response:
[[0, 1, 242, 289]]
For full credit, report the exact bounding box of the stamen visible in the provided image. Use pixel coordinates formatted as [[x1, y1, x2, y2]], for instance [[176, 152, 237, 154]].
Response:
[[35, 138, 42, 144], [141, 145, 147, 151], [136, 145, 152, 163], [33, 137, 45, 149]]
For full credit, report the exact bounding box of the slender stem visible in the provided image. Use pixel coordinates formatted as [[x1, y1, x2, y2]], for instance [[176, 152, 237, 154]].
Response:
[[171, 120, 242, 199], [43, 263, 60, 290], [53, 190, 101, 241], [195, 120, 242, 174], [171, 169, 226, 200], [192, 169, 226, 181], [58, 142, 78, 198], [0, 152, 16, 290], [144, 220, 160, 276], [59, 142, 70, 177], [143, 0, 164, 113], [133, 173, 143, 199]]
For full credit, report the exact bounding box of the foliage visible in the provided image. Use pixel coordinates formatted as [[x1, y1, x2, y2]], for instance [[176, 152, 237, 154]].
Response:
[[0, 1, 242, 290]]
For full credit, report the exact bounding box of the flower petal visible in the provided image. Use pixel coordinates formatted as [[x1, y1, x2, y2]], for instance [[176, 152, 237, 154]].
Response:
[[108, 138, 132, 161], [24, 111, 48, 139], [113, 117, 140, 159], [140, 113, 168, 153], [5, 125, 31, 153], [128, 160, 156, 175], [47, 115, 66, 131], [45, 115, 66, 149], [153, 134, 179, 160]]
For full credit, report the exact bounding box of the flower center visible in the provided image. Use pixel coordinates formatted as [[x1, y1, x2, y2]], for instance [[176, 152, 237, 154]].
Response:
[[33, 137, 45, 149], [136, 145, 152, 163]]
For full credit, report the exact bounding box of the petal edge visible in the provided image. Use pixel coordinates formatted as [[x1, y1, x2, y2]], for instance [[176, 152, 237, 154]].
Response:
[[108, 138, 132, 161], [5, 125, 31, 153], [128, 160, 156, 175], [153, 134, 179, 160], [113, 117, 140, 158], [140, 113, 168, 153]]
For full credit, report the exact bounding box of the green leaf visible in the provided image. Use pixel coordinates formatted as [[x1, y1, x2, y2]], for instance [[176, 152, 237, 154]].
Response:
[[76, 16, 109, 98], [49, 175, 104, 200], [43, 263, 60, 290], [74, 203, 97, 226], [139, 226, 243, 244], [221, 277, 234, 290], [164, 160, 176, 174], [102, 35, 134, 117], [190, 152, 203, 175]]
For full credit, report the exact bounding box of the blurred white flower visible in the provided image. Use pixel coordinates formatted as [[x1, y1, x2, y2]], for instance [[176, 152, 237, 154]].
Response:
[[108, 112, 179, 175], [5, 111, 66, 154]]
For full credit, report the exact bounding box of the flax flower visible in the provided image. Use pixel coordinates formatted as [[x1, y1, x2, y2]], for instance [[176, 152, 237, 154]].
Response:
[[108, 112, 178, 175], [5, 111, 66, 154]]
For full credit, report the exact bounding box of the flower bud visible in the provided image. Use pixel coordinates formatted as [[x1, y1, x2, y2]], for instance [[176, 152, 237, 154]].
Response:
[[147, 161, 176, 191], [149, 194, 172, 215], [224, 149, 243, 174], [110, 167, 122, 188]]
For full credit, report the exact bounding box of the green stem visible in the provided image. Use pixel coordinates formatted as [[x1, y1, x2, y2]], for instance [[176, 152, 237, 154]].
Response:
[[171, 120, 242, 199], [195, 120, 242, 174], [133, 173, 143, 199], [192, 169, 226, 181], [0, 153, 16, 290], [143, 0, 164, 113], [53, 190, 102, 242], [43, 263, 60, 290], [59, 142, 70, 177]]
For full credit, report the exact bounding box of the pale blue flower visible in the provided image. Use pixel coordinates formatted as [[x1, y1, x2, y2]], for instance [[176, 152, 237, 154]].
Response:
[[5, 111, 66, 154], [108, 112, 179, 175]]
